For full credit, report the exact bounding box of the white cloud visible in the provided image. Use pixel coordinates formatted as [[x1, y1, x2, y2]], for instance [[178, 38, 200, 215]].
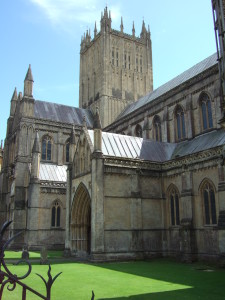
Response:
[[30, 0, 122, 32]]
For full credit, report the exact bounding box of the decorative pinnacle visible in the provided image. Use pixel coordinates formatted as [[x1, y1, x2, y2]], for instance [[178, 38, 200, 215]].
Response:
[[94, 21, 97, 37], [82, 115, 87, 128], [25, 64, 34, 82], [71, 125, 76, 144], [120, 17, 124, 33], [32, 131, 40, 153], [132, 21, 135, 36], [11, 87, 18, 101], [93, 107, 102, 129]]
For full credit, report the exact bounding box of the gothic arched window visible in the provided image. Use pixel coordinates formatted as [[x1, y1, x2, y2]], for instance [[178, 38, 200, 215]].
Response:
[[135, 124, 142, 137], [169, 187, 180, 226], [202, 181, 217, 225], [41, 136, 52, 161], [153, 115, 162, 142], [65, 140, 70, 163], [175, 106, 186, 141], [200, 93, 213, 130], [51, 201, 61, 227]]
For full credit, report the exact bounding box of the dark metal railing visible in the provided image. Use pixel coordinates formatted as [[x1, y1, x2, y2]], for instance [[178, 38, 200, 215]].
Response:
[[0, 220, 95, 300]]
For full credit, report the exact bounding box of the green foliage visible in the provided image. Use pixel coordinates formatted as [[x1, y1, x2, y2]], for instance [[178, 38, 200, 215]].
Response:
[[1, 259, 224, 300]]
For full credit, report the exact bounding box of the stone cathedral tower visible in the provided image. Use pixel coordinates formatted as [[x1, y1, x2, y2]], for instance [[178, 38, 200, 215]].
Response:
[[79, 7, 153, 128]]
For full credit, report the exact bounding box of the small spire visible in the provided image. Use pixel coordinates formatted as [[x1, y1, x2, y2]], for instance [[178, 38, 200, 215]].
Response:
[[82, 115, 87, 128], [0, 140, 3, 150], [18, 92, 23, 100], [132, 21, 135, 37], [94, 21, 97, 37], [25, 64, 34, 82], [11, 87, 18, 101], [109, 10, 111, 19], [120, 17, 124, 33], [71, 125, 76, 144], [142, 20, 146, 31], [32, 131, 40, 153], [93, 107, 102, 129]]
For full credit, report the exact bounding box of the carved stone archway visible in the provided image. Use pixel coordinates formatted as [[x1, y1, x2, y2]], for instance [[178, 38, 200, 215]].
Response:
[[71, 183, 91, 256]]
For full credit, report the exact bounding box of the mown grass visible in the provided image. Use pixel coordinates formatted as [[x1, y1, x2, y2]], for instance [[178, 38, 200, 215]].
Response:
[[1, 259, 224, 300], [4, 250, 63, 260]]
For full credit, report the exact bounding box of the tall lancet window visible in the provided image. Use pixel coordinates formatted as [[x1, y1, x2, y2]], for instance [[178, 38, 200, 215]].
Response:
[[175, 106, 186, 141], [169, 187, 180, 226], [200, 93, 213, 130], [153, 115, 162, 142], [51, 201, 61, 227], [41, 136, 52, 161], [202, 181, 217, 225]]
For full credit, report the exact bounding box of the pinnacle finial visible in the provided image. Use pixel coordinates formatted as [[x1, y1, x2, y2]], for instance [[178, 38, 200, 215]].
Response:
[[82, 115, 87, 128], [120, 17, 124, 33], [32, 131, 40, 153], [71, 125, 76, 144], [132, 21, 135, 37], [93, 107, 102, 129], [94, 21, 97, 37], [11, 87, 18, 101], [25, 64, 34, 82], [18, 92, 23, 100]]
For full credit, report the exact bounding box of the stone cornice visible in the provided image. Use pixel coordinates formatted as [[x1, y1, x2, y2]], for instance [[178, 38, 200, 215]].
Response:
[[40, 181, 67, 188], [103, 146, 223, 174]]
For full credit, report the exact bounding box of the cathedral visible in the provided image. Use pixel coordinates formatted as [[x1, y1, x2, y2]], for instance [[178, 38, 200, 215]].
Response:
[[1, 3, 225, 262]]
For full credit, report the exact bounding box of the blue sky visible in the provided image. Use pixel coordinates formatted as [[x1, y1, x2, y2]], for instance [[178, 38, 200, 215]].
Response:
[[0, 0, 216, 143]]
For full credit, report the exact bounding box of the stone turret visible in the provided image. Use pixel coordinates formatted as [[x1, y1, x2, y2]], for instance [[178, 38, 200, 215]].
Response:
[[31, 131, 40, 180], [24, 64, 34, 98], [10, 88, 18, 116], [21, 65, 35, 117], [69, 125, 76, 163], [100, 6, 111, 32], [93, 107, 102, 153]]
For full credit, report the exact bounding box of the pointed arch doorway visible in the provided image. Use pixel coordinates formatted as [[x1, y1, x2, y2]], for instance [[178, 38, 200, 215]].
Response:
[[71, 183, 91, 256]]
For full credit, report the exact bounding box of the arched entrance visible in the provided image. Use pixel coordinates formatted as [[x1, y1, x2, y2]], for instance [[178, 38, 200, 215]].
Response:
[[71, 183, 91, 256]]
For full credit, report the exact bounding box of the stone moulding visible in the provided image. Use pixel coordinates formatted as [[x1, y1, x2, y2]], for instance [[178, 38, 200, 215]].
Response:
[[103, 146, 223, 174]]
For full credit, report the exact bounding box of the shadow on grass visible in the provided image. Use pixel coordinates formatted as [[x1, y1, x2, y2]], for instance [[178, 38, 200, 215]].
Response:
[[95, 259, 225, 300]]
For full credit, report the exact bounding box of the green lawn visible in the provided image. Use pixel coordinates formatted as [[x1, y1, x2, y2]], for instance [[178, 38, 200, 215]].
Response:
[[4, 250, 63, 260], [1, 259, 224, 300]]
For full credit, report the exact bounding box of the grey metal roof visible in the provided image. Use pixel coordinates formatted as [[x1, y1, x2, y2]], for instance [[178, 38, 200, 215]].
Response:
[[34, 100, 94, 127], [88, 129, 225, 163], [88, 130, 176, 162], [39, 163, 67, 182], [171, 129, 225, 159], [117, 53, 218, 119]]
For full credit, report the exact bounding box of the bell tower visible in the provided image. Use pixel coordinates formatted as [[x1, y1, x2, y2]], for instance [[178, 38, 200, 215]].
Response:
[[79, 7, 153, 128]]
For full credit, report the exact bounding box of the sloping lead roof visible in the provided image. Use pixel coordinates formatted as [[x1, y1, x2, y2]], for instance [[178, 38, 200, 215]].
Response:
[[88, 129, 225, 162], [88, 130, 176, 162], [39, 163, 67, 182], [117, 53, 218, 119], [34, 100, 94, 127], [171, 129, 225, 159]]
